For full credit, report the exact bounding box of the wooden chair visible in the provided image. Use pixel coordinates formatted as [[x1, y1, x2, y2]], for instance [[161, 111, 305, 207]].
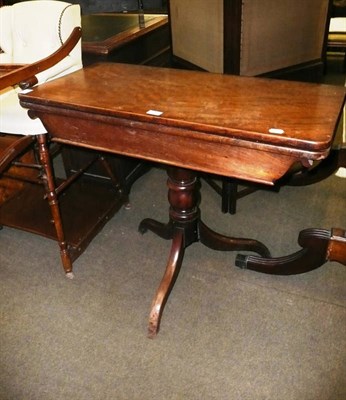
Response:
[[0, 1, 126, 277]]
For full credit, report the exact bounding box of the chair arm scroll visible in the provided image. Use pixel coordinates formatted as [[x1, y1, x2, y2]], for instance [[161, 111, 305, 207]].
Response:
[[19, 76, 38, 90]]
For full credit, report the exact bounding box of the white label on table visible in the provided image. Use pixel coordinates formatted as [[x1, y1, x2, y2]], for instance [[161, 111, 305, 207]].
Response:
[[268, 128, 285, 134], [146, 109, 163, 116]]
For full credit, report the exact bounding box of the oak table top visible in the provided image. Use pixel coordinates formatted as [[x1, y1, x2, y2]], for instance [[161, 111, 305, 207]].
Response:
[[19, 62, 345, 185]]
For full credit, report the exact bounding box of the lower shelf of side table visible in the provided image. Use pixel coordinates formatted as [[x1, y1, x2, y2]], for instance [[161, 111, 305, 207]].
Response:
[[0, 179, 125, 262]]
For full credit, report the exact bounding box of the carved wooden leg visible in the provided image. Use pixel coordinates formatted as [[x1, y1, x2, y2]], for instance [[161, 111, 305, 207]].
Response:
[[139, 218, 174, 240], [199, 220, 271, 257], [37, 134, 73, 277], [140, 168, 199, 337], [148, 228, 185, 338], [235, 228, 346, 275], [140, 167, 274, 336], [327, 228, 346, 265], [221, 178, 238, 214]]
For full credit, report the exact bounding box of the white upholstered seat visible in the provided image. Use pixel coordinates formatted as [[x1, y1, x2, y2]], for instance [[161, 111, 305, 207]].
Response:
[[0, 0, 82, 135]]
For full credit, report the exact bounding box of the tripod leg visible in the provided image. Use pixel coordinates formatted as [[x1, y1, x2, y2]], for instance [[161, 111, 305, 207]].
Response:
[[148, 228, 185, 338]]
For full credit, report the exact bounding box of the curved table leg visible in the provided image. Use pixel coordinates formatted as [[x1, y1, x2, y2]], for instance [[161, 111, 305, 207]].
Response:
[[140, 165, 345, 336], [199, 220, 270, 257], [326, 227, 346, 265], [138, 218, 174, 240], [140, 167, 274, 337], [235, 228, 346, 275], [148, 228, 185, 338]]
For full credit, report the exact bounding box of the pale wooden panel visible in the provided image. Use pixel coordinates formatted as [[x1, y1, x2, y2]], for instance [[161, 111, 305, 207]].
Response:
[[170, 0, 224, 73], [240, 0, 329, 76]]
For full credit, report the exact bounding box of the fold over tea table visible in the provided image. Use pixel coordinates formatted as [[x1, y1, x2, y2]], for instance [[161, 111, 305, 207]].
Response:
[[19, 63, 346, 337]]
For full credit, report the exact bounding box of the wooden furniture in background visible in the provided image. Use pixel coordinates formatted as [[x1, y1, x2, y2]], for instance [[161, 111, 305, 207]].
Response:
[[0, 4, 126, 278], [82, 13, 169, 66], [19, 62, 345, 336]]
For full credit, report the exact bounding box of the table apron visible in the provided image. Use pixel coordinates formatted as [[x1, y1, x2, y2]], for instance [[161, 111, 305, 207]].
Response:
[[30, 107, 329, 185]]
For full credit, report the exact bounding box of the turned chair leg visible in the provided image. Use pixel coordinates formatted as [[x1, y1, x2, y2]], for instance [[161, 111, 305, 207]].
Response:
[[37, 134, 74, 277]]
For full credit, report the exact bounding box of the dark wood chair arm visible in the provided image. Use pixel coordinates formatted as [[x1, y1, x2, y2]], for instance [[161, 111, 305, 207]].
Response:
[[0, 26, 82, 91], [19, 76, 39, 90]]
